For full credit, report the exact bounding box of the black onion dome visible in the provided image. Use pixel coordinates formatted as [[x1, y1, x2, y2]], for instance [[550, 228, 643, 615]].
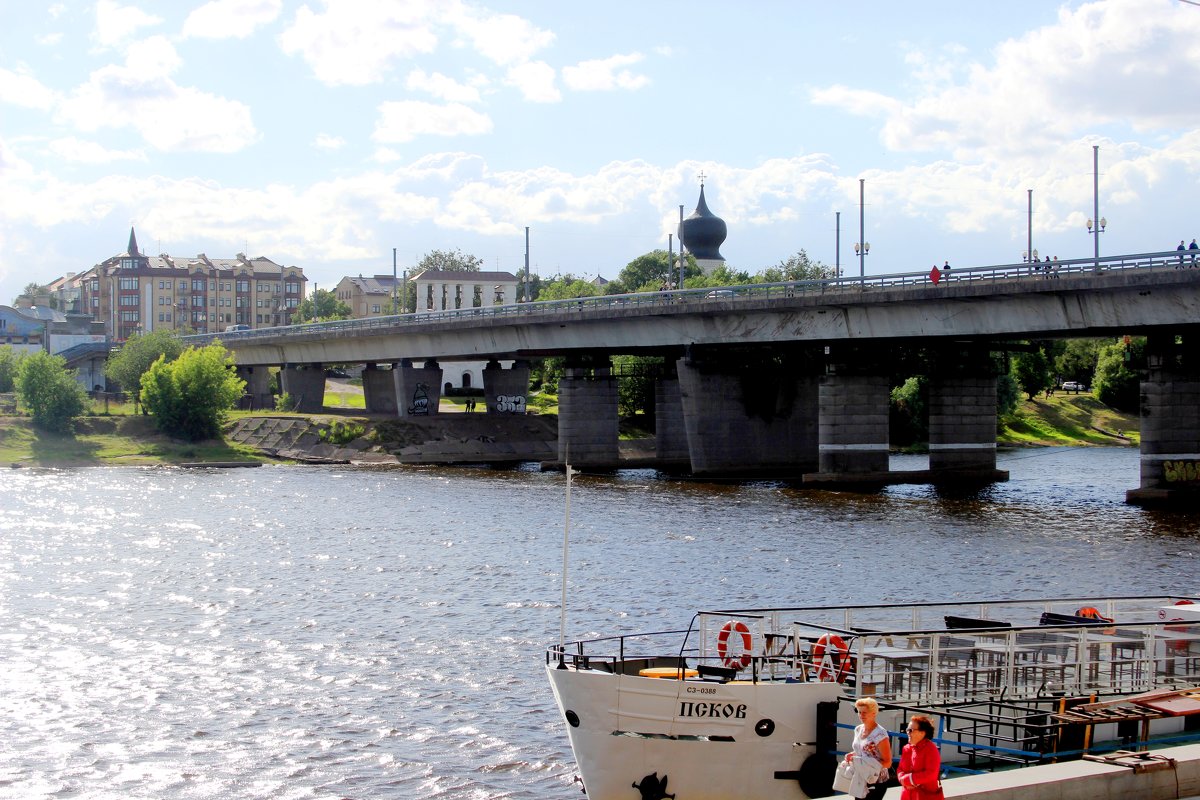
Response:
[[679, 185, 726, 261]]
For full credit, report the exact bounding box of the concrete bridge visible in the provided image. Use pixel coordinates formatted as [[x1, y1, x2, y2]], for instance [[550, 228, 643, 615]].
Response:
[[186, 251, 1200, 505]]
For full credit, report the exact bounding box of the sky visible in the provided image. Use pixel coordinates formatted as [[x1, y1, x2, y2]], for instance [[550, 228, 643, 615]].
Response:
[[3, 0, 1200, 304]]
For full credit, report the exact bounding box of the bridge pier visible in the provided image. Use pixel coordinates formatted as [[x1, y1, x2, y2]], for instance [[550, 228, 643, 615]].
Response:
[[1127, 332, 1200, 506], [676, 350, 819, 479], [395, 359, 443, 417], [362, 364, 398, 414], [928, 349, 1007, 482], [279, 364, 325, 412], [812, 352, 891, 481], [654, 372, 690, 464], [236, 365, 273, 410], [557, 358, 619, 467], [483, 359, 531, 414]]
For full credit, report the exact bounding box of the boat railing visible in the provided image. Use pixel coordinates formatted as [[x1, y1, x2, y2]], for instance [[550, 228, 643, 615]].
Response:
[[690, 605, 1200, 704]]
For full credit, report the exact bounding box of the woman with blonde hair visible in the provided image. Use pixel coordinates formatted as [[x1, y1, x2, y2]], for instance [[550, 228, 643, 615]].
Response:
[[897, 714, 942, 800], [844, 697, 891, 800]]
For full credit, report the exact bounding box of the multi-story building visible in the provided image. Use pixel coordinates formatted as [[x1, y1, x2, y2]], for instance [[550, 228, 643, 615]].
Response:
[[335, 274, 402, 319], [410, 269, 519, 311], [61, 229, 307, 341]]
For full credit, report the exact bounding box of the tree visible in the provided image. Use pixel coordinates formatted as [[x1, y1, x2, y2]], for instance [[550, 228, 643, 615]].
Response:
[[755, 250, 833, 283], [1054, 338, 1104, 387], [14, 351, 87, 433], [537, 274, 601, 301], [415, 248, 484, 273], [0, 345, 19, 392], [294, 288, 351, 323], [106, 330, 183, 405], [686, 263, 753, 289], [1093, 338, 1142, 413], [140, 343, 246, 441], [889, 375, 928, 446], [1012, 348, 1051, 399], [615, 250, 700, 293], [613, 355, 661, 418]]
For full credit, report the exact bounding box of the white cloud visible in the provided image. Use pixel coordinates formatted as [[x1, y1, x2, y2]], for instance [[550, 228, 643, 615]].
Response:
[[93, 0, 162, 48], [372, 100, 492, 144], [562, 53, 649, 92], [313, 133, 345, 150], [182, 0, 283, 40], [405, 69, 482, 103], [37, 32, 64, 46], [0, 67, 57, 110], [278, 0, 441, 86], [48, 137, 146, 164], [57, 37, 258, 153], [447, 5, 555, 67], [506, 61, 559, 103], [813, 0, 1200, 161]]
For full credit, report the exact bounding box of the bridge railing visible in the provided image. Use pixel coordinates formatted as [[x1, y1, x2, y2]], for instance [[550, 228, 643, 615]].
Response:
[[184, 249, 1190, 346]]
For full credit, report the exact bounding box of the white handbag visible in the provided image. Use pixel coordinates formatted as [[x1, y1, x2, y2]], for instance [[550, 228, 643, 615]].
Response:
[[831, 758, 853, 793]]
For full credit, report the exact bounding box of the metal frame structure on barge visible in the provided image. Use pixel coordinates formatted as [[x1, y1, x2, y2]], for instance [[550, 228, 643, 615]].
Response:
[[546, 595, 1200, 800]]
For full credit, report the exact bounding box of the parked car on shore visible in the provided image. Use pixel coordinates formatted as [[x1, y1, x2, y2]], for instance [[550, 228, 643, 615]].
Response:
[[1061, 380, 1087, 392]]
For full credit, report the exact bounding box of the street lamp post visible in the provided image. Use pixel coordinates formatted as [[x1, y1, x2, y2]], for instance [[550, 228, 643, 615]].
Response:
[[854, 178, 870, 278], [1086, 145, 1106, 271]]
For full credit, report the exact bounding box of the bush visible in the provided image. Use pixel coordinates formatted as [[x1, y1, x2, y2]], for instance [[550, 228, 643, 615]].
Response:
[[319, 420, 365, 445], [15, 351, 87, 433], [0, 345, 19, 393], [140, 343, 245, 441], [275, 392, 298, 412]]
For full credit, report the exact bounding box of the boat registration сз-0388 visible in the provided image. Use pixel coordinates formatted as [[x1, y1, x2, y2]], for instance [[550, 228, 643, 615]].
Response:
[[545, 595, 1200, 799]]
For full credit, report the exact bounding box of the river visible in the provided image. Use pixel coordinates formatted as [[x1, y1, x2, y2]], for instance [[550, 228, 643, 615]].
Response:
[[0, 447, 1197, 799]]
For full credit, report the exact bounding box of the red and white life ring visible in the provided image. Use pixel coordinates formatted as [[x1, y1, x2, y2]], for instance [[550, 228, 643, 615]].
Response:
[[812, 633, 851, 683], [717, 620, 753, 670]]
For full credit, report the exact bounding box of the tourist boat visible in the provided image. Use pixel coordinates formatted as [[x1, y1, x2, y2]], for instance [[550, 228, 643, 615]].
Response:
[[545, 595, 1200, 799]]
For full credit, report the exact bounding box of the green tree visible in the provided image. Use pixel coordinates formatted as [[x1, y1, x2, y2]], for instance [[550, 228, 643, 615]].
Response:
[[294, 288, 351, 323], [415, 248, 484, 273], [538, 274, 600, 301], [105, 330, 183, 404], [1012, 348, 1052, 400], [15, 350, 87, 433], [613, 355, 661, 418], [616, 250, 700, 293], [889, 375, 928, 446], [1054, 339, 1104, 387], [755, 250, 834, 283], [1093, 337, 1142, 413], [686, 263, 753, 289], [0, 345, 19, 392], [140, 343, 246, 441]]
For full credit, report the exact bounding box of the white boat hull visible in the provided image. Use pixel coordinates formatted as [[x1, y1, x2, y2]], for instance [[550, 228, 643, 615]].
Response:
[[546, 664, 843, 799]]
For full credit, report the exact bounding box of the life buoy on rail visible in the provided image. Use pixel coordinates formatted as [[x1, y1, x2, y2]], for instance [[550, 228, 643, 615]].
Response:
[[1075, 606, 1113, 623], [812, 634, 851, 683], [717, 620, 753, 670]]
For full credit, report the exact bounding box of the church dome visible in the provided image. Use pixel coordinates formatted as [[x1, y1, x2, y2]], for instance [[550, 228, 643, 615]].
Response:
[[679, 184, 727, 261]]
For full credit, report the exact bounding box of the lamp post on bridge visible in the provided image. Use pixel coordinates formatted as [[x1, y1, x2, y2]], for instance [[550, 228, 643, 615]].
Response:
[[854, 178, 869, 279], [1022, 188, 1038, 267], [1086, 145, 1106, 271]]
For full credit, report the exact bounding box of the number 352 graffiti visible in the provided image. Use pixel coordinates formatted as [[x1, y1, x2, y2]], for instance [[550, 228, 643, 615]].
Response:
[[494, 395, 526, 413]]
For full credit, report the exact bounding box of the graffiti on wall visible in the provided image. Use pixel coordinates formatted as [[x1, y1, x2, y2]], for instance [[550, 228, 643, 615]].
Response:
[[408, 383, 430, 416], [494, 394, 526, 413], [1163, 460, 1200, 483]]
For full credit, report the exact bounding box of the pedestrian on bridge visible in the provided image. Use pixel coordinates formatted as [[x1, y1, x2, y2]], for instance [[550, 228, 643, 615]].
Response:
[[1178, 240, 1187, 267], [1189, 239, 1198, 267]]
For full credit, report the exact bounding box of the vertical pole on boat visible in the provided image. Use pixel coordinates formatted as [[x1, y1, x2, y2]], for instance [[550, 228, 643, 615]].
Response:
[[560, 462, 575, 651]]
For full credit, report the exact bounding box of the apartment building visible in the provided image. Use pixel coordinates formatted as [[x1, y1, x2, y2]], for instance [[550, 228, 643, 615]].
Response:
[[60, 229, 307, 342], [335, 274, 402, 318]]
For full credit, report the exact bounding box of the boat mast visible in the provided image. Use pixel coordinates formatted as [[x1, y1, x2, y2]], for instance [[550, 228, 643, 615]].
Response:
[[560, 462, 575, 650]]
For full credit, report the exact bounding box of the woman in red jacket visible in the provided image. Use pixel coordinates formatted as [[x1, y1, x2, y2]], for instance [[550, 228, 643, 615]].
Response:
[[897, 715, 942, 800]]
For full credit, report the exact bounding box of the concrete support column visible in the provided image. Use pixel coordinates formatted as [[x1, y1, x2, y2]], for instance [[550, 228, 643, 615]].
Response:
[[236, 365, 272, 411], [928, 360, 999, 474], [393, 358, 443, 417], [677, 354, 819, 478], [361, 363, 398, 414], [654, 376, 689, 462], [818, 368, 889, 475], [483, 359, 531, 413], [279, 364, 325, 413], [557, 360, 619, 467], [1128, 332, 1200, 505]]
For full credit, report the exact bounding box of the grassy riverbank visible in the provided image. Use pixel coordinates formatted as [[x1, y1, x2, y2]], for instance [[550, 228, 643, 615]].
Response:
[[0, 389, 1138, 467]]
